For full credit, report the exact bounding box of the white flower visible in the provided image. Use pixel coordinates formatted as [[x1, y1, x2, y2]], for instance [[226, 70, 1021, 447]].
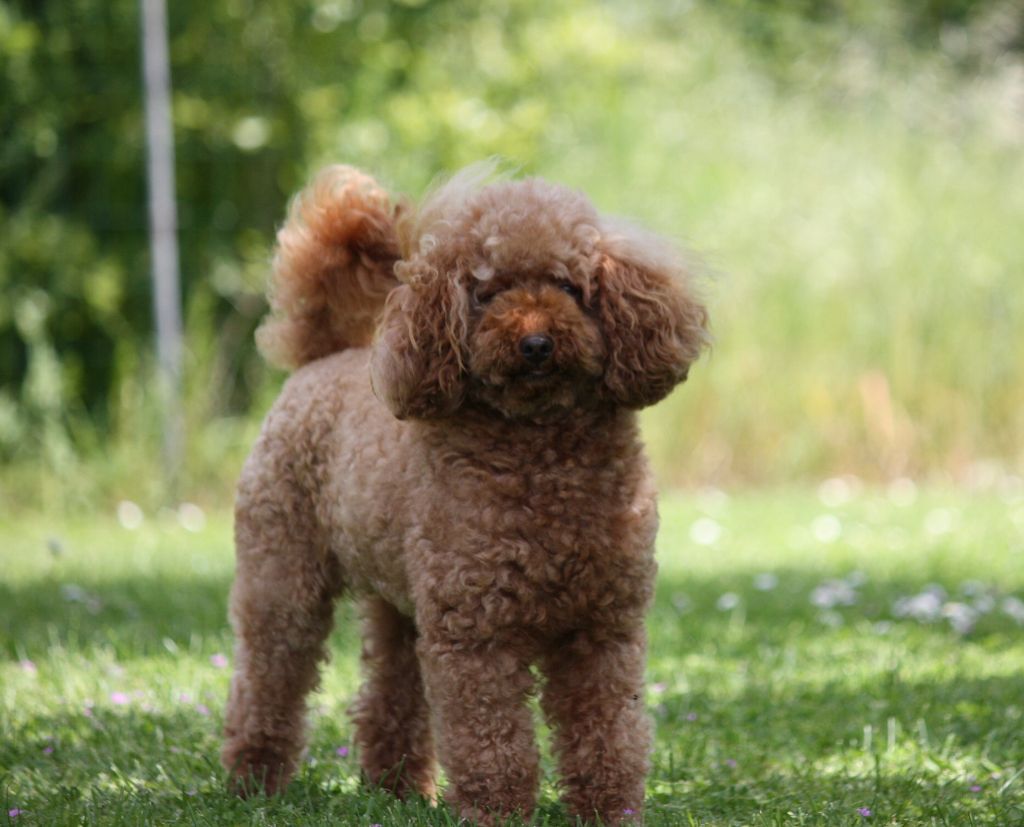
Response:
[[117, 500, 144, 530], [942, 602, 978, 635], [690, 517, 722, 546], [812, 515, 842, 544], [811, 579, 858, 608], [716, 592, 740, 611], [893, 588, 945, 622], [1001, 596, 1024, 624]]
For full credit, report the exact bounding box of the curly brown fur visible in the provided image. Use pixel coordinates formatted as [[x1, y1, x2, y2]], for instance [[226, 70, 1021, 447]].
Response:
[[222, 164, 709, 824]]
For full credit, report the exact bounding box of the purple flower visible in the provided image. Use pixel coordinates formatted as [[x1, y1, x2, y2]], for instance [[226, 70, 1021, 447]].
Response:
[[857, 807, 872, 817], [195, 703, 211, 716], [336, 745, 350, 757], [970, 784, 982, 793], [43, 745, 54, 755], [725, 758, 738, 768], [19, 660, 37, 674], [110, 691, 129, 705], [622, 808, 636, 815], [9, 809, 25, 818], [210, 653, 228, 669], [686, 711, 698, 722]]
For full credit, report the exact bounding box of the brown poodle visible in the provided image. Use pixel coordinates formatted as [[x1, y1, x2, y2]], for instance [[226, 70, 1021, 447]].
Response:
[[221, 163, 709, 825]]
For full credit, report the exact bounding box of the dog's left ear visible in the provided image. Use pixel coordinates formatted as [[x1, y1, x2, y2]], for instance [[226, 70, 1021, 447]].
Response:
[[597, 222, 710, 408]]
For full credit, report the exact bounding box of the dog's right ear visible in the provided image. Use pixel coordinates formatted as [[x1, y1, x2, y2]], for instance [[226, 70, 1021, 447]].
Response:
[[370, 262, 468, 420]]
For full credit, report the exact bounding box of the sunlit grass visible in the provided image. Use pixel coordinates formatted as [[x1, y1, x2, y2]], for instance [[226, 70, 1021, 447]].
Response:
[[3, 486, 1023, 825]]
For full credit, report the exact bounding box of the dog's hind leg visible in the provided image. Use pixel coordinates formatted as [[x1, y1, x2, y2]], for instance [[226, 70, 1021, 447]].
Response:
[[221, 489, 342, 796], [350, 596, 437, 800]]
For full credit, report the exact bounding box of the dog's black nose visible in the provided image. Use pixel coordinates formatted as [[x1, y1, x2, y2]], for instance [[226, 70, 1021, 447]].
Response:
[[520, 334, 554, 365]]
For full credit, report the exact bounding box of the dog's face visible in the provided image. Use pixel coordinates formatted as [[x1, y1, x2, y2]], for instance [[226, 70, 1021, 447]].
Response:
[[467, 271, 607, 418], [370, 176, 709, 422]]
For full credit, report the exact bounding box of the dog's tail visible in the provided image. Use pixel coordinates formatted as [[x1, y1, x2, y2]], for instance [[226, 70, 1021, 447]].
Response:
[[256, 166, 401, 370]]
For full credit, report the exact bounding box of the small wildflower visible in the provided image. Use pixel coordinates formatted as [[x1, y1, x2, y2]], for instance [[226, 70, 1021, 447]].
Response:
[[1002, 596, 1024, 624], [969, 784, 982, 793], [811, 579, 858, 609], [196, 703, 211, 716], [110, 691, 129, 705], [43, 745, 54, 755], [622, 808, 636, 815], [649, 682, 667, 694], [943, 602, 978, 635], [686, 712, 698, 722], [812, 514, 842, 544], [690, 517, 722, 546], [893, 587, 945, 622], [818, 476, 858, 507], [857, 807, 872, 817], [62, 584, 88, 603], [753, 572, 778, 591], [336, 745, 350, 757], [210, 653, 228, 669], [716, 592, 740, 611], [178, 502, 206, 532], [117, 500, 145, 529], [19, 659, 37, 674], [924, 508, 953, 536], [9, 809, 25, 818], [724, 758, 737, 768]]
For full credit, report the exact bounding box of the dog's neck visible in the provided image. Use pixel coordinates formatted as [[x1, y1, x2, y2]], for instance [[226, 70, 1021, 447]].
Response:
[[415, 404, 644, 474]]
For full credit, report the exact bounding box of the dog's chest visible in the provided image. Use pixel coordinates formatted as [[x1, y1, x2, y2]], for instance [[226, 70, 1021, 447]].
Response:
[[422, 457, 658, 638]]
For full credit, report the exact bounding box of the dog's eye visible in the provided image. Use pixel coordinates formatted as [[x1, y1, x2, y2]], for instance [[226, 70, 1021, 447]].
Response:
[[559, 283, 583, 301], [475, 290, 496, 306]]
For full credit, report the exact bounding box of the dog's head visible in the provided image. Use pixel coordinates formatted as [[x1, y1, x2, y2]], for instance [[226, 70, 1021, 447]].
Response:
[[370, 167, 709, 421]]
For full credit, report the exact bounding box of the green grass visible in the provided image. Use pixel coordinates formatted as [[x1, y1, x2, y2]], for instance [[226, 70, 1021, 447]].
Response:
[[3, 486, 1024, 825]]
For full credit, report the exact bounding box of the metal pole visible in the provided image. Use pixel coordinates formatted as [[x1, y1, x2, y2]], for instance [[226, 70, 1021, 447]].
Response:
[[140, 0, 184, 496]]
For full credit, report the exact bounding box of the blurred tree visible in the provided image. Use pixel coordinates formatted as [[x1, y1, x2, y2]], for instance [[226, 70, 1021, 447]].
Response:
[[0, 0, 1020, 472]]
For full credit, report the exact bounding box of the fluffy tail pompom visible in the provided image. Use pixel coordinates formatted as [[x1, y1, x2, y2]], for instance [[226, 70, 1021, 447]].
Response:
[[256, 166, 401, 370]]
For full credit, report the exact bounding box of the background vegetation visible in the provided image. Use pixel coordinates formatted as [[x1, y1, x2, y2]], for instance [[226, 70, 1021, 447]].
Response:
[[2, 0, 1022, 511]]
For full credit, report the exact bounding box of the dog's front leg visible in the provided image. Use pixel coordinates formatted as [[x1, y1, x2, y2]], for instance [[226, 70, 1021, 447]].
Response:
[[417, 632, 539, 825], [541, 627, 650, 824]]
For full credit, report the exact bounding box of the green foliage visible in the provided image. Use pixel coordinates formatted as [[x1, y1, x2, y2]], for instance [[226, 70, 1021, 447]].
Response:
[[3, 490, 1024, 823], [1, 0, 1023, 501]]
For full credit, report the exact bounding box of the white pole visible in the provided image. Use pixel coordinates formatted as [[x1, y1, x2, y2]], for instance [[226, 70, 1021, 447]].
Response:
[[140, 0, 184, 494]]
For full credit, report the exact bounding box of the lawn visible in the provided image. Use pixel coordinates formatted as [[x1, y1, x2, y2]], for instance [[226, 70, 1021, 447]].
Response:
[[2, 484, 1023, 825]]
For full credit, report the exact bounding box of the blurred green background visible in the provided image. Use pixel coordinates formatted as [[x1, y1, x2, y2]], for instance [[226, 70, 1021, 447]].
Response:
[[2, 0, 1023, 511]]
